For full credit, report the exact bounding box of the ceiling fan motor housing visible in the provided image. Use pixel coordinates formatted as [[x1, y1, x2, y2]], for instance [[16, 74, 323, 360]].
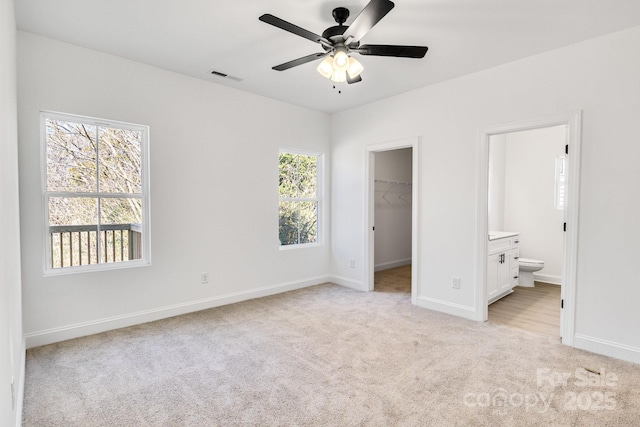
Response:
[[322, 8, 361, 51], [322, 25, 346, 39]]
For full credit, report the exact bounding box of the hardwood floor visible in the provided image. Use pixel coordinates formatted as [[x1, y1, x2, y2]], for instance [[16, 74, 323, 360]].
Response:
[[375, 267, 560, 338], [374, 264, 411, 293], [488, 282, 561, 337]]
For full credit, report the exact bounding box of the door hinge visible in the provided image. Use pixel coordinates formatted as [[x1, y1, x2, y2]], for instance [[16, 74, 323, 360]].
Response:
[[561, 299, 564, 309], [563, 222, 566, 232], [565, 144, 569, 155]]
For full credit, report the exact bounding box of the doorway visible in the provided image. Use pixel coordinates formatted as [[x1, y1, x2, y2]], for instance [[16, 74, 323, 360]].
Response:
[[475, 112, 582, 345], [365, 137, 419, 304], [373, 148, 413, 294], [487, 126, 566, 337]]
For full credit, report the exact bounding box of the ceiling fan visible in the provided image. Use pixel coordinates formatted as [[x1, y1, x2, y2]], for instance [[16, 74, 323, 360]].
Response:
[[259, 0, 428, 85]]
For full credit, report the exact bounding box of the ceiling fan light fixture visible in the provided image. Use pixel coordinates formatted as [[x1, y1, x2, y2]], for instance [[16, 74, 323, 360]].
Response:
[[317, 56, 334, 78], [346, 57, 364, 78], [331, 69, 347, 83], [332, 48, 349, 72]]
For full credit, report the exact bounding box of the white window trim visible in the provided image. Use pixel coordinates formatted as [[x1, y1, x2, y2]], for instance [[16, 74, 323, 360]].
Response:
[[40, 110, 152, 275], [278, 148, 324, 249]]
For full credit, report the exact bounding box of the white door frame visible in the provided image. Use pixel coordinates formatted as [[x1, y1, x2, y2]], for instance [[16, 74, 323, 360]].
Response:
[[365, 137, 419, 304], [475, 111, 582, 345]]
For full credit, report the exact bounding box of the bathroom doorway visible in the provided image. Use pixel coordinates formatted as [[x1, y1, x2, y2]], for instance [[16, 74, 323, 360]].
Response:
[[475, 112, 582, 345], [487, 126, 565, 337]]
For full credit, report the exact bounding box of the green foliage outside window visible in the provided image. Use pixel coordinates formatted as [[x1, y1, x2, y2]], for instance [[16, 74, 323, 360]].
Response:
[[279, 152, 319, 246]]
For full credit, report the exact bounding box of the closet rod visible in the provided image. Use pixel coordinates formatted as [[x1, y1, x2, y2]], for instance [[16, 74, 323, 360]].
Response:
[[374, 179, 412, 186]]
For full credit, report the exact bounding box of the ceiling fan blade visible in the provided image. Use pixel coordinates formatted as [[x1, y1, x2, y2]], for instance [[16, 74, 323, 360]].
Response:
[[259, 14, 329, 45], [272, 52, 329, 71], [342, 0, 395, 44], [347, 74, 362, 84], [358, 44, 428, 58]]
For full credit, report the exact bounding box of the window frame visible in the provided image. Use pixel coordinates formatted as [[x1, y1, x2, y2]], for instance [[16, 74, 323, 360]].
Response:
[[278, 148, 323, 250], [40, 110, 151, 275]]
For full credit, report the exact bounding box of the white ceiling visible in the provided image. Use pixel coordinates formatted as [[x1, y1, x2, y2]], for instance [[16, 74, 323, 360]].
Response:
[[15, 0, 640, 113]]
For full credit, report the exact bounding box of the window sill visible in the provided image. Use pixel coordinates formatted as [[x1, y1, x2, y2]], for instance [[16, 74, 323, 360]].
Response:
[[279, 242, 322, 251], [43, 259, 151, 276]]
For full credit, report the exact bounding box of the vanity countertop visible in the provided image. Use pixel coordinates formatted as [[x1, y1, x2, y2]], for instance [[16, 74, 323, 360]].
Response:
[[488, 231, 519, 241]]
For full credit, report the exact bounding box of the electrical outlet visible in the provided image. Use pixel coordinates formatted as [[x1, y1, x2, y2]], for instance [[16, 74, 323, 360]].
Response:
[[452, 277, 461, 289], [200, 273, 209, 284], [349, 259, 356, 268]]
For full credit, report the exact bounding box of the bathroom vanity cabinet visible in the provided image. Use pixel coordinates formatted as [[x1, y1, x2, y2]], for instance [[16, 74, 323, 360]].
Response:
[[487, 232, 520, 304]]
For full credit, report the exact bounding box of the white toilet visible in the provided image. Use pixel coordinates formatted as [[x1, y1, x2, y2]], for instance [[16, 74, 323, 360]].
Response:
[[518, 258, 544, 287]]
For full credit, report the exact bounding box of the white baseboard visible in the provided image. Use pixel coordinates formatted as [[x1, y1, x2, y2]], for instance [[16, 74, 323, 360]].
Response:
[[534, 273, 562, 285], [24, 276, 331, 349], [416, 296, 476, 320], [374, 258, 411, 272], [573, 334, 640, 364], [331, 275, 367, 292]]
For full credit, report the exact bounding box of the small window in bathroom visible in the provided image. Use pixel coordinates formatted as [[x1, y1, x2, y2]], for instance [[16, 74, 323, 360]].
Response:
[[555, 156, 566, 210]]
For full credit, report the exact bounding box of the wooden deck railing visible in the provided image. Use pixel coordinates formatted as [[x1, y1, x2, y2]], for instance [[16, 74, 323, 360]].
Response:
[[49, 223, 142, 268]]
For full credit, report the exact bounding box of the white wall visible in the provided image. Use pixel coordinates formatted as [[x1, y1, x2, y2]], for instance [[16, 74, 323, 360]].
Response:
[[0, 0, 24, 424], [488, 134, 506, 231], [17, 32, 331, 347], [331, 25, 640, 362], [374, 148, 412, 271], [502, 126, 566, 282]]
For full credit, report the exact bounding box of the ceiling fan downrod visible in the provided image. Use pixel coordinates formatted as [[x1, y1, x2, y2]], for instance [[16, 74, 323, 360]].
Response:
[[332, 7, 350, 25]]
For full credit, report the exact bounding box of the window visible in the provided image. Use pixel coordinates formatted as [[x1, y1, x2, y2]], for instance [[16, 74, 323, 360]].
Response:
[[555, 155, 566, 210], [278, 150, 321, 247], [42, 111, 150, 272]]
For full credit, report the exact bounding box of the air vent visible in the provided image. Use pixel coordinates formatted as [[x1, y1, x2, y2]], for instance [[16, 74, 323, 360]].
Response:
[[210, 70, 242, 82]]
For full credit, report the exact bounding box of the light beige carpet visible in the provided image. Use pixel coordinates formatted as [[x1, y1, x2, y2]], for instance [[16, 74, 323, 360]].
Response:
[[23, 268, 640, 426]]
